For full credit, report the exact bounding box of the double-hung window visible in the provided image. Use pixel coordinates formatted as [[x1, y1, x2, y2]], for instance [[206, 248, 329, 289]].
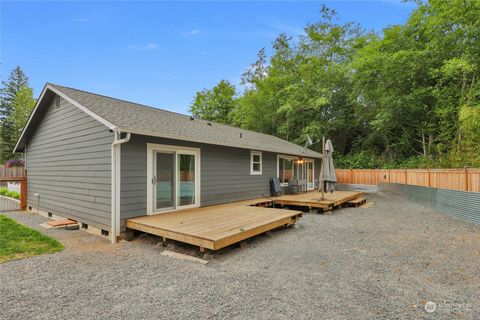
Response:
[[250, 151, 262, 175]]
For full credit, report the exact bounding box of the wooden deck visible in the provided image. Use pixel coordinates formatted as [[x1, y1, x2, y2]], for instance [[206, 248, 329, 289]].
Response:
[[271, 190, 364, 212], [126, 190, 363, 251], [126, 203, 302, 251]]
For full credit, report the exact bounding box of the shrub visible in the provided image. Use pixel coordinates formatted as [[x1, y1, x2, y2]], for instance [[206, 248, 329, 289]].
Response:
[[5, 159, 25, 168], [0, 187, 20, 200], [335, 151, 383, 169]]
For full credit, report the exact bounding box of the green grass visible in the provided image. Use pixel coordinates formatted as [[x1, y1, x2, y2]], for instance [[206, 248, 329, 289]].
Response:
[[0, 215, 64, 263], [0, 187, 20, 200]]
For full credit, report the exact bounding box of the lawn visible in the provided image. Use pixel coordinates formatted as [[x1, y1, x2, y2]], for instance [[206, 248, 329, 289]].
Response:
[[0, 215, 64, 263]]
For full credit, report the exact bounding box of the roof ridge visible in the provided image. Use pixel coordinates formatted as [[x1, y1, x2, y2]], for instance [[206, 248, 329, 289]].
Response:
[[49, 83, 302, 144], [47, 83, 321, 156], [48, 83, 195, 120]]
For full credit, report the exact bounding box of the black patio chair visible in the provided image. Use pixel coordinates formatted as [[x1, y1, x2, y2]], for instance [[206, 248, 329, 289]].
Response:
[[270, 177, 282, 196]]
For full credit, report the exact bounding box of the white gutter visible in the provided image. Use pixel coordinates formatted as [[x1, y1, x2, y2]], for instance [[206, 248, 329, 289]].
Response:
[[111, 131, 131, 243]]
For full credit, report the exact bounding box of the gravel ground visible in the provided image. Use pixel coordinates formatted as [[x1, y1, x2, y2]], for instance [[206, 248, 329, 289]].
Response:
[[1, 193, 479, 320]]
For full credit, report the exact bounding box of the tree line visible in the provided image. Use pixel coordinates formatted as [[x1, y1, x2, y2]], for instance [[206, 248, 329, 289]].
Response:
[[190, 0, 480, 168], [0, 66, 36, 162]]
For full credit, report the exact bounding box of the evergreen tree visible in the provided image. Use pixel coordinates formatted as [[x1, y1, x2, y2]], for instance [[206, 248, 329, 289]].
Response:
[[0, 66, 30, 161], [12, 85, 36, 145]]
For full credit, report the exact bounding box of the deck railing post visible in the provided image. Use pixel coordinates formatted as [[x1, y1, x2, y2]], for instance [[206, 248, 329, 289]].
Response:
[[20, 177, 27, 210]]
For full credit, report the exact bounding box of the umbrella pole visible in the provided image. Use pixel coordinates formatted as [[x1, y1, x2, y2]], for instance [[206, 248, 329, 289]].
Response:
[[321, 136, 325, 201]]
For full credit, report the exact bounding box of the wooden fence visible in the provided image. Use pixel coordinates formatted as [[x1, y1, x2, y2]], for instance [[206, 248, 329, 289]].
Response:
[[336, 168, 480, 193], [0, 166, 26, 178], [0, 177, 27, 210]]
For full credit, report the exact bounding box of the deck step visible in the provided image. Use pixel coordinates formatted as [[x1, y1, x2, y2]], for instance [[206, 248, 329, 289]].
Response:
[[347, 197, 366, 207], [47, 219, 77, 227]]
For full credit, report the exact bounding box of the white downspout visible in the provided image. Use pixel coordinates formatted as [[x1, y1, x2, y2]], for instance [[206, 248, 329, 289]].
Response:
[[111, 131, 131, 243]]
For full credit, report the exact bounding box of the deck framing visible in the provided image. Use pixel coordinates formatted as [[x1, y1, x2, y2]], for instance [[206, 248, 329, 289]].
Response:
[[270, 190, 364, 211], [126, 190, 363, 251]]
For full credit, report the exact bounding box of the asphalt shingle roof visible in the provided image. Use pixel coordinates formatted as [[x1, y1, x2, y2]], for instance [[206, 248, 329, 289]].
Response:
[[48, 84, 322, 158]]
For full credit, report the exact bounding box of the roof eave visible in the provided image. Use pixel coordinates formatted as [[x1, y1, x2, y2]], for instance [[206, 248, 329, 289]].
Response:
[[118, 127, 323, 158], [13, 83, 118, 154]]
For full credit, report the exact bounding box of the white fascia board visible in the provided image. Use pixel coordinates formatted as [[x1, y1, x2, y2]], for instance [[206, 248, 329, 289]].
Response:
[[47, 85, 117, 130], [13, 84, 118, 153]]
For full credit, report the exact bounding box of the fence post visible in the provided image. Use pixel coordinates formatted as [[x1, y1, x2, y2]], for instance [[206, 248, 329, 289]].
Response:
[[350, 168, 353, 184], [405, 169, 408, 185], [427, 168, 431, 187], [465, 167, 469, 192], [20, 177, 27, 210]]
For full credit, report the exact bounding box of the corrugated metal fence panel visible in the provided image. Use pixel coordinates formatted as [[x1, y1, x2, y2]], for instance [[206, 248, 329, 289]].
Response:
[[435, 189, 480, 225], [336, 183, 378, 194], [379, 183, 406, 198], [405, 185, 435, 208], [379, 183, 480, 225]]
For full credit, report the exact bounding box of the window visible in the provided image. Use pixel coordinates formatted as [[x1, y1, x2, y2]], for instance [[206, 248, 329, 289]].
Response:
[[277, 155, 296, 185], [250, 151, 262, 175]]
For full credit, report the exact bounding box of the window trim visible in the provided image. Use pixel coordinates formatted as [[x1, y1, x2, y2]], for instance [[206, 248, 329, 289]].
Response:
[[305, 158, 315, 191], [276, 154, 298, 186], [146, 143, 201, 215], [250, 150, 262, 175]]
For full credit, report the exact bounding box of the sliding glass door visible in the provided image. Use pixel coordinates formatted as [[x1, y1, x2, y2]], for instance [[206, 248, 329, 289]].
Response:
[[177, 153, 196, 206], [306, 160, 314, 190], [148, 144, 200, 214], [154, 152, 175, 211], [277, 155, 315, 190]]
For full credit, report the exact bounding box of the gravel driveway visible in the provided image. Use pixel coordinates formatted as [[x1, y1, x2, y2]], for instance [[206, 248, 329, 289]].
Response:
[[1, 194, 479, 320]]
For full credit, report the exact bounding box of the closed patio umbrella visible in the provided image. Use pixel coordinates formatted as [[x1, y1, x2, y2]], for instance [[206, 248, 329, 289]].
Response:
[[319, 139, 337, 197]]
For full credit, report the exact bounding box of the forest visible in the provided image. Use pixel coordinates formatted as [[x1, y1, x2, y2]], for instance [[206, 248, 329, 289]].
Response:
[[189, 0, 480, 168], [1, 1, 479, 169]]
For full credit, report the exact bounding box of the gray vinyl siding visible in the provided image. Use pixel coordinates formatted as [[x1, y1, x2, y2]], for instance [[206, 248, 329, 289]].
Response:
[[26, 95, 113, 231], [120, 134, 321, 225]]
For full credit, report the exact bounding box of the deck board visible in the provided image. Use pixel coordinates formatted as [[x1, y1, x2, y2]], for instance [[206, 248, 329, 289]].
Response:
[[271, 190, 363, 209], [126, 190, 363, 251], [127, 205, 301, 250]]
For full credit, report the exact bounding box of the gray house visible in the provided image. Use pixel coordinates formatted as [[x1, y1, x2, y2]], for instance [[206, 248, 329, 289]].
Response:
[[14, 83, 323, 242]]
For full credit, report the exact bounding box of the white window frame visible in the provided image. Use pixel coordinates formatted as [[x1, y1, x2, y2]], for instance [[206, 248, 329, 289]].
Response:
[[276, 154, 298, 187], [304, 158, 315, 191], [250, 150, 262, 175], [147, 143, 201, 215]]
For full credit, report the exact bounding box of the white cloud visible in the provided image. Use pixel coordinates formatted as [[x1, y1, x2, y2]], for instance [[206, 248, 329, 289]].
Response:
[[128, 43, 159, 51], [74, 17, 89, 23], [182, 29, 201, 37]]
